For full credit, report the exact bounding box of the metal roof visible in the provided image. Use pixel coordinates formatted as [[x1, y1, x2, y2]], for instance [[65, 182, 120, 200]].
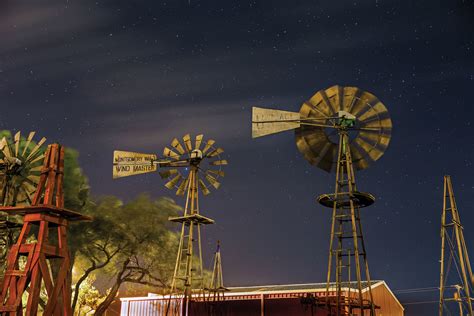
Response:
[[226, 281, 383, 294]]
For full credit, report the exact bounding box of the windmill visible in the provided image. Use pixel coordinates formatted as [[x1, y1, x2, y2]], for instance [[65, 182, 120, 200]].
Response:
[[205, 241, 228, 316], [252, 85, 392, 315], [113, 134, 228, 316], [439, 175, 473, 316], [0, 131, 46, 273]]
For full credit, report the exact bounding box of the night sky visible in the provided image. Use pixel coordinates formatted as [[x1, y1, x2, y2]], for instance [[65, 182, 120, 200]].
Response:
[[1, 0, 473, 314]]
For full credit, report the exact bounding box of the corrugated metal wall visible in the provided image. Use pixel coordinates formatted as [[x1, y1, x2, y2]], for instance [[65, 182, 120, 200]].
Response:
[[120, 299, 182, 316]]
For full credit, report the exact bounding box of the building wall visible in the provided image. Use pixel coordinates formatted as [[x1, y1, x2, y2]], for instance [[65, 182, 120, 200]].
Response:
[[120, 283, 404, 316], [360, 283, 404, 316]]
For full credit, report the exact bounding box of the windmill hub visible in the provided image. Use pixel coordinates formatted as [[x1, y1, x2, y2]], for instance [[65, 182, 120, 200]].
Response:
[[4, 156, 22, 167], [336, 110, 356, 128], [189, 149, 203, 165]]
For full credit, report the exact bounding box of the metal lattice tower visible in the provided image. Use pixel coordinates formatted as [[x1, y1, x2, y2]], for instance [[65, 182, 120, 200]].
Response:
[[318, 131, 377, 315], [204, 241, 228, 316], [207, 242, 227, 299], [252, 85, 392, 316], [439, 175, 473, 316], [113, 134, 227, 316]]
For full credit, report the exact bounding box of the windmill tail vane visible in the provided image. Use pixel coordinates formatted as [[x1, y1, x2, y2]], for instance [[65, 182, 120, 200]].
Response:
[[112, 150, 159, 179]]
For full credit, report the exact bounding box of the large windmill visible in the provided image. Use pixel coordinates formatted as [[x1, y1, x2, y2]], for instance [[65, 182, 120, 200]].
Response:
[[252, 85, 392, 315], [113, 134, 228, 316]]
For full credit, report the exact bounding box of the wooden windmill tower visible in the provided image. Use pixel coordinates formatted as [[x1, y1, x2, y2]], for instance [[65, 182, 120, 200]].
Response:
[[113, 134, 228, 316], [439, 175, 473, 316], [252, 85, 392, 315], [0, 133, 89, 315]]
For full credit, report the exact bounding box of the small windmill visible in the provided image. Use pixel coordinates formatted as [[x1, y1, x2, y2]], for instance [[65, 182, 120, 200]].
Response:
[[207, 241, 228, 301], [252, 85, 392, 315], [113, 134, 227, 316], [205, 241, 228, 314], [439, 175, 473, 316]]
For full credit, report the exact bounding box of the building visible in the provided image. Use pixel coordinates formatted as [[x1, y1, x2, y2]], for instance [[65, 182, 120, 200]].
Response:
[[120, 280, 404, 315]]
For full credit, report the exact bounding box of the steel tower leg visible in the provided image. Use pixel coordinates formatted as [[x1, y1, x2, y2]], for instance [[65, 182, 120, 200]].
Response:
[[324, 132, 376, 316]]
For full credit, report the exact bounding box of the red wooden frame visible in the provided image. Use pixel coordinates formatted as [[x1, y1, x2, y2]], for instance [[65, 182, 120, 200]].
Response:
[[0, 144, 89, 315]]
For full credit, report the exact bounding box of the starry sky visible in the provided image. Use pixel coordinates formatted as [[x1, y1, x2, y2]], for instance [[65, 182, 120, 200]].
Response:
[[1, 0, 473, 314]]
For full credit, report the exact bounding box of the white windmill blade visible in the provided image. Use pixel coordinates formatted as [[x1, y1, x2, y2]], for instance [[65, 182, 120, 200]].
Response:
[[251, 107, 301, 138]]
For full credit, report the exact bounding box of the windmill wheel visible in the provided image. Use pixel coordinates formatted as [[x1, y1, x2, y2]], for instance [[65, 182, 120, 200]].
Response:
[[295, 85, 392, 172], [0, 131, 47, 206], [160, 134, 227, 196]]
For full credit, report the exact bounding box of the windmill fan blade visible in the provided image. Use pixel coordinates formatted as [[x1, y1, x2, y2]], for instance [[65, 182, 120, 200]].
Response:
[[208, 169, 225, 177], [26, 137, 47, 161], [359, 131, 390, 150], [0, 138, 6, 154], [26, 175, 41, 186], [1, 137, 12, 158], [361, 117, 392, 131], [16, 186, 33, 206], [176, 178, 189, 196], [351, 90, 379, 117], [165, 174, 182, 190], [22, 131, 36, 156], [159, 169, 178, 179], [306, 90, 335, 117], [319, 89, 339, 116], [183, 134, 192, 152], [171, 138, 185, 155], [163, 147, 180, 160], [316, 143, 337, 172], [344, 87, 363, 113], [205, 174, 221, 190], [28, 154, 45, 165], [354, 137, 384, 162], [350, 144, 371, 171], [14, 131, 20, 157], [29, 166, 43, 173], [207, 147, 224, 157], [210, 160, 228, 166], [195, 134, 203, 150], [202, 139, 215, 155], [198, 179, 211, 196], [22, 180, 37, 195]]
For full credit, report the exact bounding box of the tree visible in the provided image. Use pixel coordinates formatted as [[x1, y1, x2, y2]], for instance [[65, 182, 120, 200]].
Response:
[[73, 194, 181, 315]]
